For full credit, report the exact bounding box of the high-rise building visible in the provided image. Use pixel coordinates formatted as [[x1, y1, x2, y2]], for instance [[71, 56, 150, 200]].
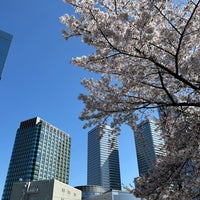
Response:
[[0, 29, 13, 79], [134, 118, 163, 175], [2, 117, 71, 200], [87, 125, 121, 191]]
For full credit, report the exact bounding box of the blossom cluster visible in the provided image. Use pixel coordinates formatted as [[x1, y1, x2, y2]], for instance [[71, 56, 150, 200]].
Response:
[[60, 0, 200, 198]]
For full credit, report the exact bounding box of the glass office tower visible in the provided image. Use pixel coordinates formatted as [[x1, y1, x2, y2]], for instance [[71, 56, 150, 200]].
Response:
[[134, 118, 163, 175], [0, 29, 13, 79], [2, 117, 71, 200], [87, 125, 121, 191]]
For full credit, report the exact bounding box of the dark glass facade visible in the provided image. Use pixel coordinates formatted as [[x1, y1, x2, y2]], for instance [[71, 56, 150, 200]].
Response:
[[0, 30, 12, 79], [134, 118, 163, 175], [87, 126, 121, 191], [2, 117, 71, 200]]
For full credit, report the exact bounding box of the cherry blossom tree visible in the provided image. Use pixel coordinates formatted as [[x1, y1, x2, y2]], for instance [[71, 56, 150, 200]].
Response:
[[60, 0, 200, 199]]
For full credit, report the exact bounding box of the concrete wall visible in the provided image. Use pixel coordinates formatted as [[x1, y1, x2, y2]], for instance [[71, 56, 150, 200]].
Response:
[[53, 179, 81, 200], [10, 179, 81, 200]]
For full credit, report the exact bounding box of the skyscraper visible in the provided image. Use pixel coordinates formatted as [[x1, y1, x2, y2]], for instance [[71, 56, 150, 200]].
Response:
[[0, 29, 13, 79], [87, 125, 121, 191], [134, 118, 163, 175], [2, 117, 71, 200]]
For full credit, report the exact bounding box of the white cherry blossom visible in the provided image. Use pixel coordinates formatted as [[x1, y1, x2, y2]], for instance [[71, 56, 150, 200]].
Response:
[[61, 0, 200, 199]]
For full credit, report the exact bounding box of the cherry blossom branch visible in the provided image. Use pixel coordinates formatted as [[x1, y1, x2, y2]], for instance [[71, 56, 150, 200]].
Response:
[[175, 0, 200, 75], [148, 56, 199, 91], [158, 70, 176, 104], [154, 4, 181, 35]]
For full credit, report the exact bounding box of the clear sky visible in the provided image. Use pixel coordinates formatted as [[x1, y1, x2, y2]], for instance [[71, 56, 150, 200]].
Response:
[[0, 0, 138, 197]]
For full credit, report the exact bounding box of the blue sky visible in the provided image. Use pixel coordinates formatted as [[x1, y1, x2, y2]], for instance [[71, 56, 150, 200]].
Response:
[[0, 0, 138, 196]]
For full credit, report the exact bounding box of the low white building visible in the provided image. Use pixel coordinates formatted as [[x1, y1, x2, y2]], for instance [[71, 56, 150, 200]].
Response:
[[92, 189, 141, 200], [10, 179, 81, 200]]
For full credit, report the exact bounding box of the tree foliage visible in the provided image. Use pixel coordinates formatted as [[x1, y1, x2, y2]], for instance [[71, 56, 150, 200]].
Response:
[[60, 0, 200, 199]]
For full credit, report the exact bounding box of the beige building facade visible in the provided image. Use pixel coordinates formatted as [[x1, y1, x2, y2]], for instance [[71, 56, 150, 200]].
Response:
[[10, 179, 81, 200]]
